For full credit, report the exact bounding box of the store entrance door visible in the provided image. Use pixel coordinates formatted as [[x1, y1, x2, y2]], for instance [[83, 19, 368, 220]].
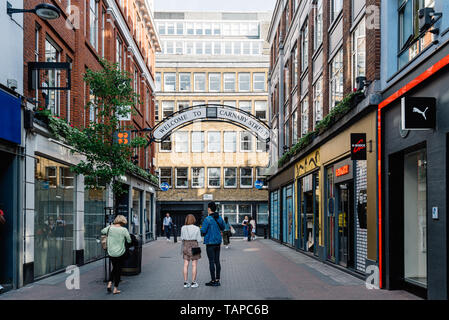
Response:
[[337, 182, 354, 268]]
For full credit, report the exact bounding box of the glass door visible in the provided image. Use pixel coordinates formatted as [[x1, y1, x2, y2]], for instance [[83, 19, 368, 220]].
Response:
[[337, 182, 354, 268], [326, 167, 336, 262], [403, 149, 427, 288], [313, 172, 320, 256]]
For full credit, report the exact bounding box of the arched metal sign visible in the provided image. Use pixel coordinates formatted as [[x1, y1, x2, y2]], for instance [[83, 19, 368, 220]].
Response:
[[151, 104, 271, 142]]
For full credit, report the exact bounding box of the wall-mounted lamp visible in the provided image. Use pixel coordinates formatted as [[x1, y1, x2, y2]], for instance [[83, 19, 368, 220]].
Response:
[[419, 7, 442, 35], [7, 2, 61, 20]]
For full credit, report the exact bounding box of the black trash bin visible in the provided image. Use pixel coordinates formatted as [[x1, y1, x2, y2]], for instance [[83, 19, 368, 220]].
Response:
[[121, 234, 142, 276]]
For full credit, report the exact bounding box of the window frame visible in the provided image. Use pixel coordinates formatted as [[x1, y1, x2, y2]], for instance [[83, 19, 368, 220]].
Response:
[[207, 167, 221, 188], [207, 131, 221, 153], [191, 167, 205, 188], [240, 167, 253, 188], [175, 167, 188, 189], [224, 167, 237, 188], [224, 131, 237, 153]]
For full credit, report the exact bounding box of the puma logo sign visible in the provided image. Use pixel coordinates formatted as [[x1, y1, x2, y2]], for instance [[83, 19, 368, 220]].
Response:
[[413, 107, 429, 120]]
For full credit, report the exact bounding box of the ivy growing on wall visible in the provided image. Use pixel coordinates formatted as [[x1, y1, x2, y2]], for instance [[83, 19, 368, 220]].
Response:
[[278, 91, 364, 168]]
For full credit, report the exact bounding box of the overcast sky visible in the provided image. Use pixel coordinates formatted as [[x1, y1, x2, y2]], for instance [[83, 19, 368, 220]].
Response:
[[154, 0, 275, 12]]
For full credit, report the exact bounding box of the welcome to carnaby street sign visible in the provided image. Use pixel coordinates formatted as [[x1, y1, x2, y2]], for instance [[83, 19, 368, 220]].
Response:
[[151, 104, 271, 143]]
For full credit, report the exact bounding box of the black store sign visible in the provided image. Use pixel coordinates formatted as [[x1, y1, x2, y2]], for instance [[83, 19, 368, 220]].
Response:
[[351, 133, 367, 161], [401, 97, 436, 130]]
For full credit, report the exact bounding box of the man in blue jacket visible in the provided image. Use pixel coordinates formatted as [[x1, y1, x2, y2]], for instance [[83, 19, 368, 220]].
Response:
[[201, 201, 225, 286]]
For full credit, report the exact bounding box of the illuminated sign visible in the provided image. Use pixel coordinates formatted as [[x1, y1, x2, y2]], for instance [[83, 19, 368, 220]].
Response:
[[351, 133, 367, 160], [336, 165, 349, 177]]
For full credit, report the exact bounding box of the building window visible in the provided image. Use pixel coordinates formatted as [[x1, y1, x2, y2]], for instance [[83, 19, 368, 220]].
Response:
[[213, 23, 221, 35], [257, 203, 269, 224], [186, 23, 194, 35], [239, 101, 252, 114], [166, 22, 174, 35], [255, 101, 267, 120], [256, 137, 267, 152], [155, 101, 159, 122], [176, 22, 184, 35], [329, 49, 344, 110], [177, 101, 189, 112], [192, 100, 205, 106], [352, 17, 366, 90], [243, 42, 251, 55], [101, 8, 105, 57], [191, 168, 204, 188], [238, 204, 252, 223], [224, 73, 235, 91], [205, 42, 212, 54], [240, 132, 253, 152], [159, 168, 172, 187], [160, 135, 171, 151], [158, 22, 166, 35], [195, 42, 203, 54], [224, 167, 237, 188], [44, 38, 60, 116], [162, 101, 174, 118], [292, 44, 298, 88], [175, 168, 188, 188], [256, 167, 268, 188], [164, 73, 176, 91], [176, 41, 183, 54], [224, 42, 232, 54], [191, 131, 205, 152], [208, 168, 221, 188], [155, 72, 161, 91], [314, 0, 323, 50], [240, 168, 253, 188], [179, 73, 191, 91], [223, 100, 236, 108], [194, 73, 206, 91], [253, 73, 265, 91], [175, 131, 188, 153], [208, 131, 221, 152], [284, 119, 290, 149], [301, 21, 309, 72], [195, 23, 203, 35], [301, 97, 309, 135], [89, 0, 98, 50], [223, 204, 237, 224], [292, 110, 298, 145], [224, 131, 237, 152], [313, 76, 323, 128], [115, 37, 122, 69], [233, 42, 241, 55], [330, 0, 343, 23], [186, 42, 193, 54], [209, 73, 221, 92], [213, 42, 221, 55], [238, 73, 250, 92]]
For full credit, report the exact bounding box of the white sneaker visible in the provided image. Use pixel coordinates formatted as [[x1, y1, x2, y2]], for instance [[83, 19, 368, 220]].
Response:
[[184, 282, 191, 288], [191, 282, 199, 288], [225, 246, 229, 249], [167, 239, 170, 242]]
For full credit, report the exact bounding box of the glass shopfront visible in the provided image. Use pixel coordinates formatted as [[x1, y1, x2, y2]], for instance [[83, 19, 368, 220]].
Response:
[[282, 184, 295, 246], [298, 172, 320, 254], [270, 190, 280, 240], [131, 189, 142, 235], [326, 167, 336, 262], [145, 192, 154, 241], [34, 156, 75, 278], [403, 148, 427, 288], [84, 187, 106, 262]]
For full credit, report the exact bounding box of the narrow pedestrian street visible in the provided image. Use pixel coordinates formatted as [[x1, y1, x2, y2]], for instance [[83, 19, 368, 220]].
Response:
[[0, 239, 419, 300]]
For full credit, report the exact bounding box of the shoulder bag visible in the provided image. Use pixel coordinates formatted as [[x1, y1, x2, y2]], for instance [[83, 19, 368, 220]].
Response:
[[101, 226, 111, 250], [186, 226, 201, 256], [230, 225, 236, 235]]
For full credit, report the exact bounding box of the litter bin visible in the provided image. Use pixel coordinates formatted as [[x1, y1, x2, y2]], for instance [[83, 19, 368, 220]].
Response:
[[122, 234, 142, 276]]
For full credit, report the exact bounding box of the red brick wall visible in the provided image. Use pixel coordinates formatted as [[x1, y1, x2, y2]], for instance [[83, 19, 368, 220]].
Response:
[[24, 0, 157, 173]]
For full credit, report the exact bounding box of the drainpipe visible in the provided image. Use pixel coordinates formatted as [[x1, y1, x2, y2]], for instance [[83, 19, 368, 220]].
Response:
[[278, 41, 285, 160]]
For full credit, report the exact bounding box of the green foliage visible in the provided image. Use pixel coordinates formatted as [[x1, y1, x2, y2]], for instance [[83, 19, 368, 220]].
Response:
[[277, 91, 363, 168], [46, 58, 150, 195]]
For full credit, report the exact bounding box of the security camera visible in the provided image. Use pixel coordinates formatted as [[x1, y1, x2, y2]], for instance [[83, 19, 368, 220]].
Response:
[[7, 79, 17, 91]]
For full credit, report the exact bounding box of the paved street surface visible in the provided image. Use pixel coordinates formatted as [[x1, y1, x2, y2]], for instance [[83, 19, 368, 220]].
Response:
[[0, 239, 419, 300]]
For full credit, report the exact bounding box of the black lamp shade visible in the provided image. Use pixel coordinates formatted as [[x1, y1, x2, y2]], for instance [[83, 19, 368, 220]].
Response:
[[35, 3, 61, 20]]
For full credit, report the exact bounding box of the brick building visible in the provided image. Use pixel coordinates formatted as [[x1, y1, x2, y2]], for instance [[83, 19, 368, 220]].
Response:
[[153, 11, 272, 236], [18, 0, 161, 286], [267, 0, 381, 278]]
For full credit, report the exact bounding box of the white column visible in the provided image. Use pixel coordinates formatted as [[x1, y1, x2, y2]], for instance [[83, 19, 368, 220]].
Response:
[[74, 175, 85, 251], [23, 134, 36, 265]]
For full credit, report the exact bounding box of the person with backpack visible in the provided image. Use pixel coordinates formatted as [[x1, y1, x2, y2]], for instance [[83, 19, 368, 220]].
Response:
[[222, 217, 231, 249], [200, 202, 225, 287], [101, 215, 131, 295]]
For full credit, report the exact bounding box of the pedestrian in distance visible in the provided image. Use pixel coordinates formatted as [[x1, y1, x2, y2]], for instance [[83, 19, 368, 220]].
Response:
[[180, 214, 202, 288], [222, 217, 231, 249], [201, 201, 225, 287], [101, 215, 131, 295], [241, 215, 249, 239], [162, 212, 173, 241], [249, 217, 256, 241]]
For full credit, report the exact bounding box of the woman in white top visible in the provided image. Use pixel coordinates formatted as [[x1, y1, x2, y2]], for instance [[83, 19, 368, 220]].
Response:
[[180, 214, 202, 288]]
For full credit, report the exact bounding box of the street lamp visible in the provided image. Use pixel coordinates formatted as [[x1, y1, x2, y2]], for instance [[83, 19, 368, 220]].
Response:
[[7, 2, 61, 20]]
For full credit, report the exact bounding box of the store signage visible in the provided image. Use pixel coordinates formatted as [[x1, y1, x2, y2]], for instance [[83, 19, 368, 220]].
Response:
[[203, 194, 213, 200], [254, 180, 264, 189], [336, 165, 350, 177], [295, 150, 320, 178], [152, 105, 271, 142], [350, 133, 367, 160], [160, 182, 170, 191], [401, 97, 436, 130]]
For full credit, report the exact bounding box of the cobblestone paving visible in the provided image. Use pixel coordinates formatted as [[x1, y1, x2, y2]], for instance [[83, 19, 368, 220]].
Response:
[[0, 238, 420, 300]]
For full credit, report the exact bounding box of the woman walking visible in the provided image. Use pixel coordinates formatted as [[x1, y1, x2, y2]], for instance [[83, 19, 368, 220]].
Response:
[[181, 214, 202, 288], [241, 215, 249, 239], [249, 217, 256, 240], [223, 217, 231, 249], [101, 215, 131, 295]]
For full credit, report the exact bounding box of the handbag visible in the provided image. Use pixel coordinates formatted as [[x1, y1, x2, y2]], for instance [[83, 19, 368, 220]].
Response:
[[101, 226, 111, 250], [185, 226, 201, 255], [230, 225, 236, 235]]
